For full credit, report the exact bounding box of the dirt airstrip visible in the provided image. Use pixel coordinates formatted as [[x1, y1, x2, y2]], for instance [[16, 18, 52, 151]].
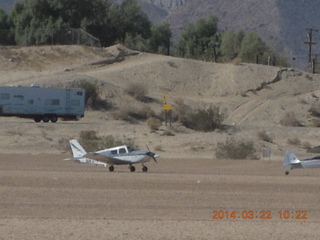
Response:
[[1, 153, 320, 239]]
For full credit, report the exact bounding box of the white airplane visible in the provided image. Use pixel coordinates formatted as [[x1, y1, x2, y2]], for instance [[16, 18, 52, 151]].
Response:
[[65, 139, 160, 172], [283, 151, 320, 175]]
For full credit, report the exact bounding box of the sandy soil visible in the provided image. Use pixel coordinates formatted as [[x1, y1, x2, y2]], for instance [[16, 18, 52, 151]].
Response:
[[1, 44, 320, 239], [1, 154, 320, 239]]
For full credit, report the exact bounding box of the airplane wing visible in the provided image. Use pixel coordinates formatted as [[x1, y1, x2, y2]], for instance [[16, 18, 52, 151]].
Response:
[[84, 153, 134, 165], [64, 156, 107, 167]]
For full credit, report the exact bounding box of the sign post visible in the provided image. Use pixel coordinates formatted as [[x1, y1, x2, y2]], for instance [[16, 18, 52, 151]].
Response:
[[163, 92, 172, 126]]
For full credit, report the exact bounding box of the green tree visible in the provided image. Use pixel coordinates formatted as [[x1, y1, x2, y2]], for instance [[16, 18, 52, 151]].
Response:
[[174, 15, 218, 61], [10, 0, 63, 45], [219, 29, 286, 66], [0, 8, 14, 45], [238, 32, 268, 63], [220, 30, 244, 61], [9, 0, 117, 46], [114, 0, 151, 44], [10, 0, 152, 47], [148, 23, 171, 55]]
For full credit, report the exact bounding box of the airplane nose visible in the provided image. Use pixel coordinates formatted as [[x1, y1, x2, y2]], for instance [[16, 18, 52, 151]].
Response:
[[147, 151, 158, 163], [146, 146, 158, 163]]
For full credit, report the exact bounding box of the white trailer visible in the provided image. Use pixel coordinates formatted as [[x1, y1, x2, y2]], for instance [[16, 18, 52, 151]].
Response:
[[0, 86, 85, 122]]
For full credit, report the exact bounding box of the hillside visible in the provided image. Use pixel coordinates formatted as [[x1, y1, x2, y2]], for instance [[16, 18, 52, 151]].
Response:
[[2, 0, 320, 71], [1, 44, 320, 161]]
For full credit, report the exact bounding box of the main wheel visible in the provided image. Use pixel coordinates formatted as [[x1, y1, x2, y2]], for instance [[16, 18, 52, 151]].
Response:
[[34, 116, 42, 122], [129, 165, 135, 172], [42, 115, 50, 122], [50, 115, 58, 123], [285, 171, 289, 175], [109, 166, 114, 172], [142, 166, 148, 172]]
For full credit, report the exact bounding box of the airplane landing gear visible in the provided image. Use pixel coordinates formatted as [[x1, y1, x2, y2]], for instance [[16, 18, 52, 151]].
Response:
[[285, 171, 289, 175], [142, 165, 148, 172], [109, 166, 114, 172], [129, 165, 135, 172]]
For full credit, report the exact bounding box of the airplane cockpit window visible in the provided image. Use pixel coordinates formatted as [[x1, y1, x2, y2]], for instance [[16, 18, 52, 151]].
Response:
[[127, 146, 135, 152], [119, 148, 126, 154], [111, 150, 117, 155]]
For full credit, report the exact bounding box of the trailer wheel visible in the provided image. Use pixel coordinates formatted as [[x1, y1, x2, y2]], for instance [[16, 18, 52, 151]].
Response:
[[34, 117, 42, 122], [42, 115, 50, 122], [50, 115, 58, 123]]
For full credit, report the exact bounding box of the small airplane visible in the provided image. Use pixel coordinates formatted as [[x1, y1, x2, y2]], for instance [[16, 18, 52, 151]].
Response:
[[65, 139, 160, 172], [283, 151, 320, 175]]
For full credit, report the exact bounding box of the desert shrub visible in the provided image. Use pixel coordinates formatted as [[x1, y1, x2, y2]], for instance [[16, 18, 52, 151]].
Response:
[[112, 105, 133, 121], [69, 79, 111, 110], [154, 145, 164, 151], [78, 130, 135, 151], [171, 98, 192, 122], [257, 130, 273, 143], [167, 61, 178, 68], [279, 112, 303, 127], [146, 117, 162, 131], [216, 138, 258, 160], [306, 74, 313, 81], [287, 137, 301, 145], [309, 104, 320, 118], [132, 105, 156, 120], [80, 130, 99, 141], [302, 141, 311, 149], [232, 57, 242, 65], [161, 128, 175, 136], [112, 104, 156, 122], [124, 82, 148, 101], [309, 118, 320, 127], [182, 106, 223, 132], [58, 138, 70, 151]]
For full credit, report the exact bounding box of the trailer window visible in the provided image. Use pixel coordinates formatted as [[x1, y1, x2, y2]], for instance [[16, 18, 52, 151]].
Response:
[[45, 99, 60, 106], [1, 93, 9, 100], [71, 99, 80, 106], [14, 95, 24, 100], [77, 91, 83, 96]]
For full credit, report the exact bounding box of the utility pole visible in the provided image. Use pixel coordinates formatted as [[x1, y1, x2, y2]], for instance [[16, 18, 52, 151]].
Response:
[[311, 53, 319, 73], [304, 28, 318, 71]]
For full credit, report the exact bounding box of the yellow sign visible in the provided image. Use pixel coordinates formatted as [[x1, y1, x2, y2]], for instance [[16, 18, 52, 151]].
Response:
[[163, 104, 172, 110]]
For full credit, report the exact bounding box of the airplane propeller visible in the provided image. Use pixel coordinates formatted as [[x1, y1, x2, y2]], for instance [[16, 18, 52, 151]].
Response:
[[147, 146, 157, 163]]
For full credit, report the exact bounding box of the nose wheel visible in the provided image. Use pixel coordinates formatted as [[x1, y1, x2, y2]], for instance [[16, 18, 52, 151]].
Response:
[[109, 166, 114, 172], [285, 171, 289, 175], [142, 165, 148, 172]]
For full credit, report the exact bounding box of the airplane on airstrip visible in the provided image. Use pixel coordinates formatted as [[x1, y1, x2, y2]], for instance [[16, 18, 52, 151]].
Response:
[[283, 150, 320, 175], [65, 139, 160, 172]]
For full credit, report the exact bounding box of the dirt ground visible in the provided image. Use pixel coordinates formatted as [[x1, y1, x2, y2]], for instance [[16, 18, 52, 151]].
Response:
[[1, 154, 320, 240], [1, 44, 320, 239]]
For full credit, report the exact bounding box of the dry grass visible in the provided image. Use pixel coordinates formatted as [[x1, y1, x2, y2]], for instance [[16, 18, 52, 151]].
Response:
[[287, 137, 301, 146], [257, 130, 273, 143], [124, 82, 148, 101], [279, 112, 303, 127], [146, 117, 162, 131]]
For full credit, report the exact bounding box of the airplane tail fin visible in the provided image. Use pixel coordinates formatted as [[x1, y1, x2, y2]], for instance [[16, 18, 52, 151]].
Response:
[[283, 151, 300, 171], [68, 139, 87, 159]]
